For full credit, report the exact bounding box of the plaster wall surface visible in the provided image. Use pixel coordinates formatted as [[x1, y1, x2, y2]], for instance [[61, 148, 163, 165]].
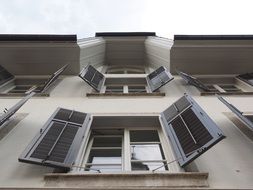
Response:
[[0, 76, 253, 188]]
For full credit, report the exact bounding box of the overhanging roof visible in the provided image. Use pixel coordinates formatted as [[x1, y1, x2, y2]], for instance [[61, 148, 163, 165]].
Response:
[[0, 34, 77, 42], [96, 32, 156, 37], [174, 35, 253, 40]]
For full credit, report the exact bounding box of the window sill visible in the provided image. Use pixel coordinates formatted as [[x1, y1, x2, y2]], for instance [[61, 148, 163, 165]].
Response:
[[0, 93, 49, 97], [200, 91, 253, 96], [86, 92, 165, 97], [223, 112, 253, 141], [44, 172, 208, 189]]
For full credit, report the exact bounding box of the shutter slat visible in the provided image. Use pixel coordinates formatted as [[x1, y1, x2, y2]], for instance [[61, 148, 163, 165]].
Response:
[[19, 108, 90, 170], [161, 94, 225, 167], [146, 66, 174, 92], [79, 65, 105, 92]]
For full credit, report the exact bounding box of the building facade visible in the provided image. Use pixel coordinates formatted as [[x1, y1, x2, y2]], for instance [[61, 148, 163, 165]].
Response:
[[0, 33, 252, 189]]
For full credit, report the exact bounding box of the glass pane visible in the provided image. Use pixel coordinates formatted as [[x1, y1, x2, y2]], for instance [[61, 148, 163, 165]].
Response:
[[92, 137, 122, 147], [131, 161, 167, 171], [244, 115, 253, 122], [130, 130, 160, 142], [248, 79, 253, 85], [128, 86, 146, 93], [127, 70, 145, 74], [92, 129, 124, 136], [206, 85, 219, 92], [219, 84, 242, 92], [86, 164, 122, 172], [131, 144, 165, 161], [87, 149, 121, 164], [106, 70, 125, 74], [105, 86, 123, 93]]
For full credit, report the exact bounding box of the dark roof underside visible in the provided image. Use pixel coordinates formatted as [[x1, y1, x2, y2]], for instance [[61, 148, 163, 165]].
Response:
[[174, 35, 253, 40], [96, 32, 156, 37], [0, 34, 77, 42]]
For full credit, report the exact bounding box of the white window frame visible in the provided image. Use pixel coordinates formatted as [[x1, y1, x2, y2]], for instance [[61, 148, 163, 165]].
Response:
[[103, 84, 148, 94], [76, 126, 172, 172]]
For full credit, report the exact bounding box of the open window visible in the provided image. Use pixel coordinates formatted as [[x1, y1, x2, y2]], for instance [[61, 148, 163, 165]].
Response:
[[218, 96, 253, 131], [0, 92, 35, 128], [178, 71, 253, 95], [0, 65, 15, 86], [0, 64, 68, 97], [79, 117, 169, 172], [236, 73, 253, 86], [19, 95, 225, 172], [79, 65, 173, 96], [106, 65, 146, 74]]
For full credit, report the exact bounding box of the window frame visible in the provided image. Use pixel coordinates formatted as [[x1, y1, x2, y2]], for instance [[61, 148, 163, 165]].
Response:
[[105, 65, 147, 74], [178, 71, 253, 96], [81, 65, 173, 97], [76, 124, 171, 173], [0, 64, 68, 97]]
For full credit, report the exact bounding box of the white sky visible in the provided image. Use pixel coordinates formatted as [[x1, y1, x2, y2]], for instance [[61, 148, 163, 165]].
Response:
[[0, 0, 253, 39]]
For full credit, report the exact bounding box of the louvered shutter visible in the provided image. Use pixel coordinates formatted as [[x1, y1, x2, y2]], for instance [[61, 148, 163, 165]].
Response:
[[0, 65, 14, 86], [218, 96, 253, 131], [146, 66, 174, 92], [40, 64, 68, 93], [178, 71, 210, 91], [18, 108, 91, 170], [161, 94, 225, 167], [0, 92, 35, 127], [79, 65, 105, 92], [236, 73, 253, 86]]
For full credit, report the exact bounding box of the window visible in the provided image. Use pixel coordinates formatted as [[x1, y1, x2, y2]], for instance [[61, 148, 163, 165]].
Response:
[[218, 96, 253, 131], [0, 65, 14, 86], [128, 85, 146, 93], [206, 84, 242, 93], [106, 65, 146, 74], [0, 92, 35, 128], [84, 129, 124, 172], [104, 84, 147, 94], [82, 128, 168, 172], [130, 130, 167, 171], [19, 95, 225, 172], [79, 65, 174, 96], [105, 85, 124, 93], [0, 64, 68, 96], [178, 71, 253, 95], [237, 73, 253, 86]]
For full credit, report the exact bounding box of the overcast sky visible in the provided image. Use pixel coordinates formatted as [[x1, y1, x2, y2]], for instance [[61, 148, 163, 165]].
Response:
[[0, 0, 253, 39]]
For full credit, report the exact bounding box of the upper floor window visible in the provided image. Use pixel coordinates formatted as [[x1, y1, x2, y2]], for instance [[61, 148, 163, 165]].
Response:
[[79, 65, 174, 96], [178, 71, 253, 95], [236, 72, 253, 86], [218, 96, 253, 134], [106, 65, 146, 74], [0, 64, 68, 97]]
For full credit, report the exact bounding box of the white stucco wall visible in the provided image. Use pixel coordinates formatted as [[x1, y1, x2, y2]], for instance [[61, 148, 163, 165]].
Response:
[[0, 76, 253, 188]]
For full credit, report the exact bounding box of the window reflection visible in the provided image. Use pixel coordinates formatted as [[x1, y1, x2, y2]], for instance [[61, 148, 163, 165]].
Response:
[[131, 144, 164, 161], [130, 130, 167, 171]]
